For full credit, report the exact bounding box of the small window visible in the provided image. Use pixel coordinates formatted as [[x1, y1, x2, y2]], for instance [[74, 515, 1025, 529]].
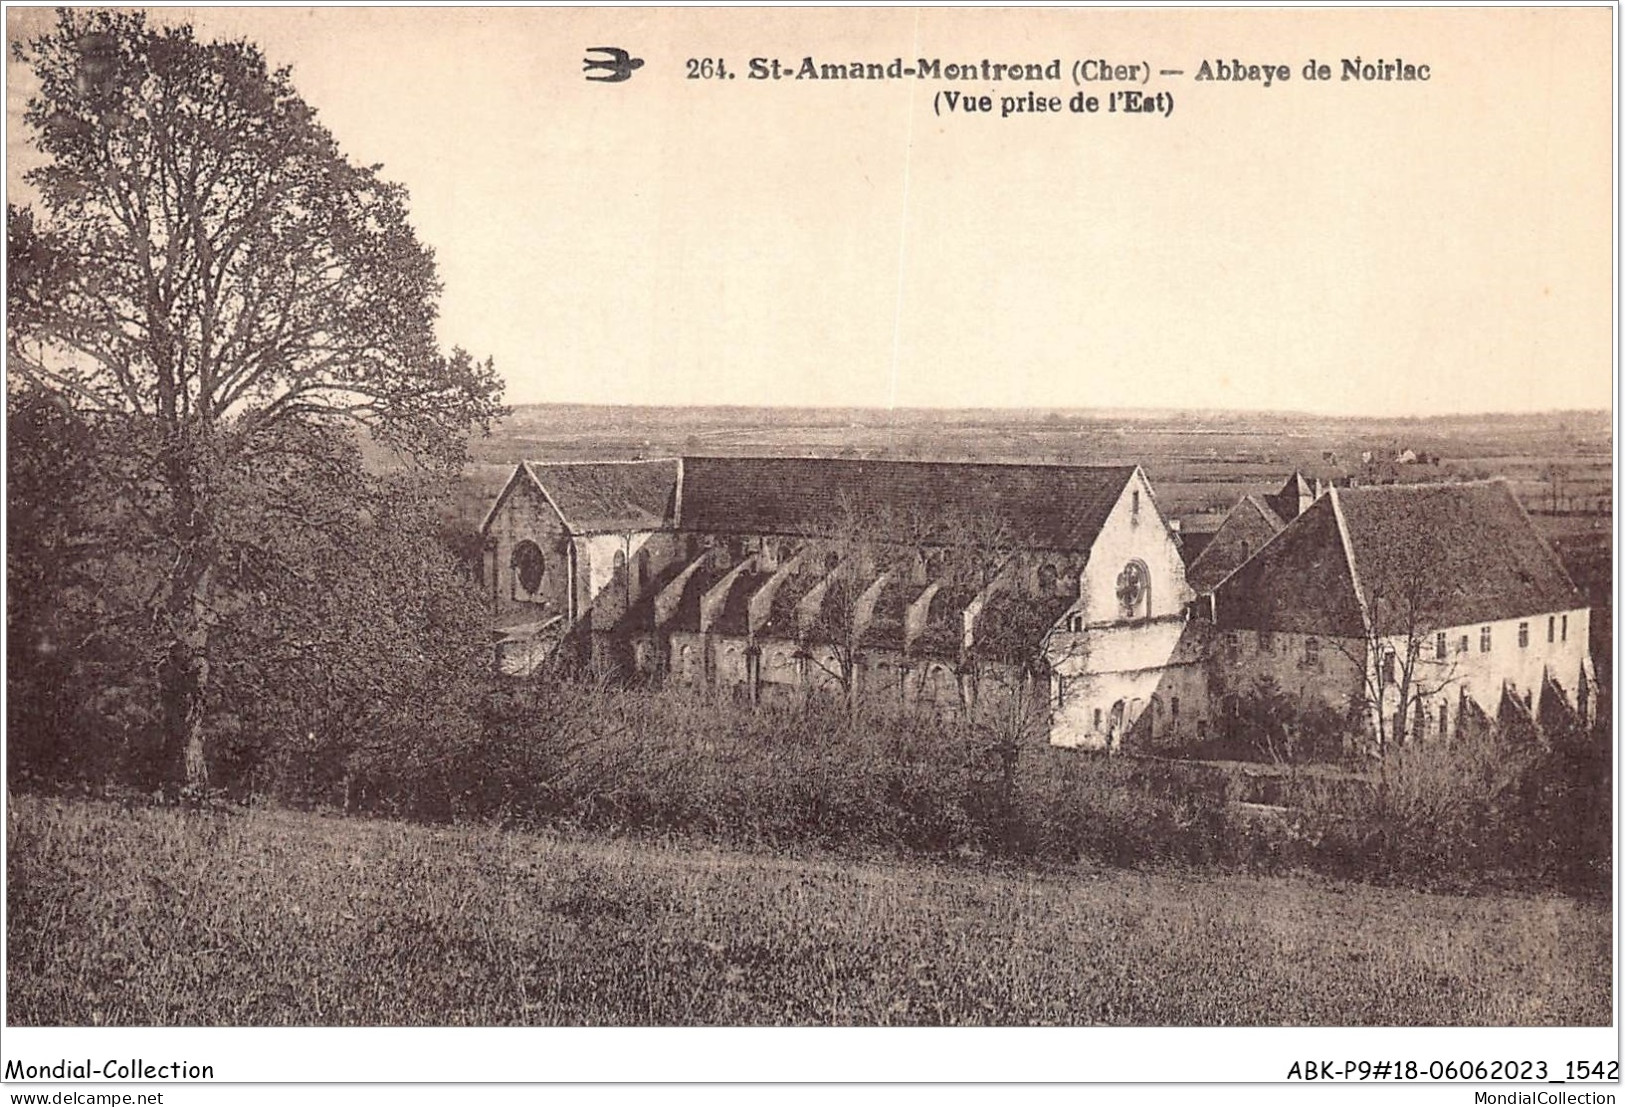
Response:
[[1458, 634, 1469, 655], [1171, 696, 1180, 721], [1304, 637, 1320, 665], [1435, 632, 1447, 660], [1258, 631, 1274, 655], [511, 540, 546, 594], [1381, 650, 1396, 686], [1054, 675, 1066, 707], [1438, 701, 1448, 736], [1093, 707, 1102, 731], [1518, 622, 1529, 649], [1225, 631, 1241, 658], [1413, 699, 1426, 739], [1067, 613, 1084, 633], [1561, 614, 1568, 642], [1038, 564, 1058, 594], [1548, 616, 1556, 644], [1479, 626, 1492, 653], [1131, 490, 1141, 516]]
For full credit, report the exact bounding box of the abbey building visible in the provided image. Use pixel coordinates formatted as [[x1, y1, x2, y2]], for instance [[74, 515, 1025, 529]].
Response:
[[481, 458, 1593, 751]]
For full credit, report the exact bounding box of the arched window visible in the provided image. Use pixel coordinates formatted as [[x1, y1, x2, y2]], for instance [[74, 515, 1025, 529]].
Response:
[[511, 540, 545, 594], [1115, 560, 1149, 619], [613, 548, 627, 580]]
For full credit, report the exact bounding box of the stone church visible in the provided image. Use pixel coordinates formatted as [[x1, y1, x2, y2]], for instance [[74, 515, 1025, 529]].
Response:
[[481, 458, 1594, 752], [481, 455, 1205, 749]]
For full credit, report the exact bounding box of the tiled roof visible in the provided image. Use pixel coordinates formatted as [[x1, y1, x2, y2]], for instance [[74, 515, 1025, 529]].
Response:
[[522, 459, 679, 532], [860, 577, 918, 650], [678, 457, 1135, 552], [712, 571, 773, 635], [757, 571, 823, 640], [971, 590, 1076, 663], [1264, 472, 1317, 523], [666, 565, 726, 633], [1186, 495, 1285, 593], [1213, 493, 1376, 637], [1334, 481, 1582, 629], [1214, 481, 1584, 636], [615, 558, 692, 633], [912, 584, 977, 659]]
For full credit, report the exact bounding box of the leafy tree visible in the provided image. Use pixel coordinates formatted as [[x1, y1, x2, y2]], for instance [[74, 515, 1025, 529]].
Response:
[[8, 11, 504, 788], [1231, 676, 1352, 765], [5, 385, 156, 786], [205, 442, 494, 811]]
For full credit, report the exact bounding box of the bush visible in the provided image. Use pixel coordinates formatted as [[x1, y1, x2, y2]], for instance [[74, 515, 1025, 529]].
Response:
[[1296, 726, 1611, 895], [402, 677, 1249, 875], [13, 639, 1608, 896]]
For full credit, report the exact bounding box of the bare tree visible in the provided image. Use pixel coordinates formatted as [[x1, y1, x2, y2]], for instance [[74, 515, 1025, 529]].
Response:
[[794, 496, 925, 707], [1327, 557, 1462, 762]]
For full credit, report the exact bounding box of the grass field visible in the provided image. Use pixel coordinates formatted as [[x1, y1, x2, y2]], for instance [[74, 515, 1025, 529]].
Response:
[[7, 795, 1610, 1026]]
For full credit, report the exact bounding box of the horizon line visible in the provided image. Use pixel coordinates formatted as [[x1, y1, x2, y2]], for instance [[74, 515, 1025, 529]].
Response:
[[497, 399, 1613, 421]]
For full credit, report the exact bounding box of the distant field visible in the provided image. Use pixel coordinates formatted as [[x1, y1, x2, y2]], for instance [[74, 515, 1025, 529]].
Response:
[[8, 796, 1610, 1026], [458, 404, 1612, 524]]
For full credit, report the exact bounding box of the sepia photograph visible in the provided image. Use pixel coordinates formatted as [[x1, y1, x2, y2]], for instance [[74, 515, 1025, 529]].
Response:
[[2, 3, 1616, 1094]]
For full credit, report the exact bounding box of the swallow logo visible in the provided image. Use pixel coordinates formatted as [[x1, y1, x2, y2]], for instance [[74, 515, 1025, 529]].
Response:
[[584, 47, 644, 83]]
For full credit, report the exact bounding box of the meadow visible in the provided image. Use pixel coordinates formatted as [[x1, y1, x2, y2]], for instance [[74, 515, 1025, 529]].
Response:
[[7, 793, 1610, 1026]]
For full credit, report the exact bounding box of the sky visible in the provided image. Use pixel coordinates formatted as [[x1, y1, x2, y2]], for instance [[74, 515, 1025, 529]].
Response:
[[5, 6, 1615, 416]]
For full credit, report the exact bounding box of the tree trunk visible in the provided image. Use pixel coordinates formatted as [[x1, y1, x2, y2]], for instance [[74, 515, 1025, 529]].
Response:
[[159, 568, 213, 792], [159, 436, 215, 794]]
